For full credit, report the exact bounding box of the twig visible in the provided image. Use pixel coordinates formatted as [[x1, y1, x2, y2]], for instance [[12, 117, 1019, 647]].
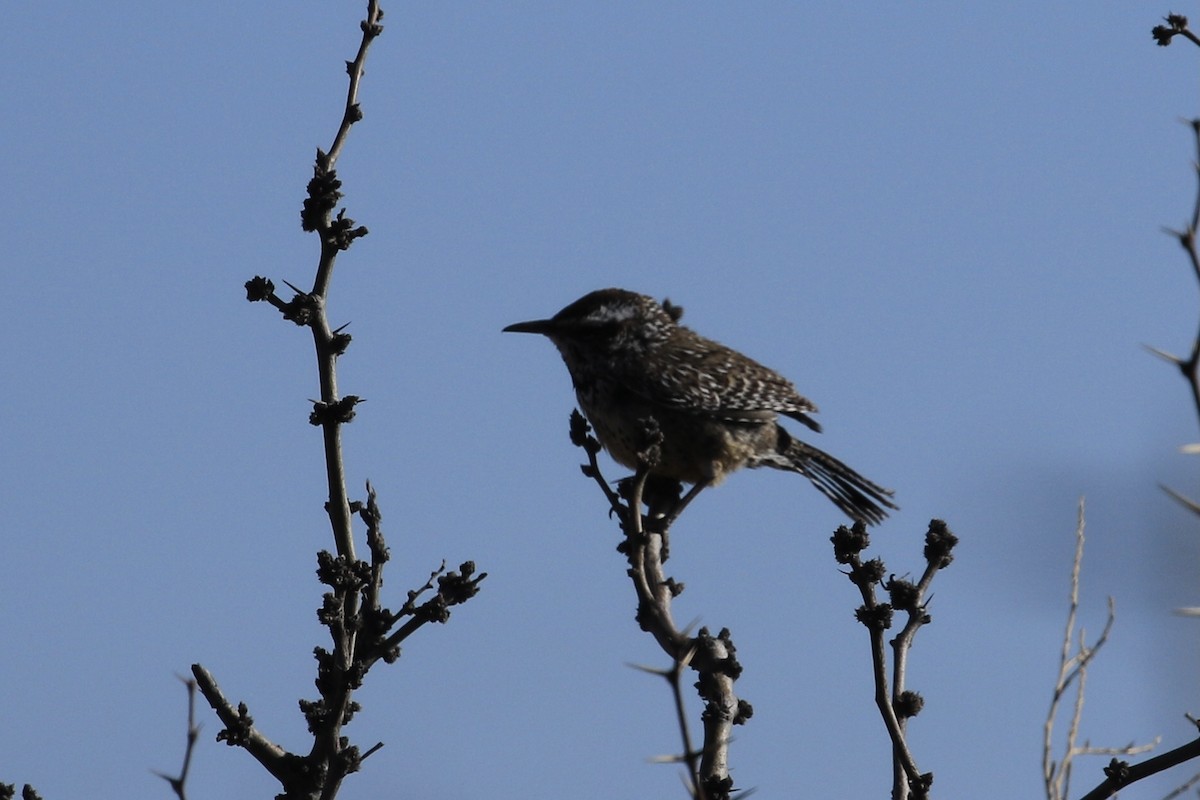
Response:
[[1160, 768, 1200, 799], [190, 665, 296, 789], [1042, 500, 1159, 800], [1152, 14, 1200, 49], [634, 648, 703, 786], [152, 676, 202, 800]]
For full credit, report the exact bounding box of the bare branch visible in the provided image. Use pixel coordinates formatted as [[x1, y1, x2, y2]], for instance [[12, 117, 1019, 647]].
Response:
[[190, 665, 296, 788], [571, 413, 750, 800], [1043, 500, 1159, 800], [1148, 119, 1200, 428], [201, 5, 483, 799], [1077, 735, 1200, 800], [1152, 15, 1200, 48], [1160, 482, 1200, 515], [832, 519, 955, 799], [152, 676, 201, 800]]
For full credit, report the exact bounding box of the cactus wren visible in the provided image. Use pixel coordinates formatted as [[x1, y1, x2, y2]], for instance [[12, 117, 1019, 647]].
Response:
[[504, 288, 896, 524]]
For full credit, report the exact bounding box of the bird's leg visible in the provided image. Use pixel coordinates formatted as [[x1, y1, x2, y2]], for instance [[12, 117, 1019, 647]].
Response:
[[650, 478, 710, 538], [637, 476, 679, 560], [630, 476, 708, 559]]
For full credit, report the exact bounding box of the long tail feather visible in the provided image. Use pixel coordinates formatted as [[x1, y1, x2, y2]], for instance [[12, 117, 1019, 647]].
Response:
[[761, 431, 897, 525]]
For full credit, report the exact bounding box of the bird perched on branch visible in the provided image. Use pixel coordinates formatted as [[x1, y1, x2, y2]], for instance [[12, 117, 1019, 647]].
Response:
[[504, 288, 897, 525]]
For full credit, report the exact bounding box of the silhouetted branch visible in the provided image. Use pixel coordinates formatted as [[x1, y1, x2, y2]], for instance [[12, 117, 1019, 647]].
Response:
[[1152, 14, 1200, 48], [1154, 116, 1200, 416], [153, 676, 202, 800], [1147, 112, 1200, 509], [833, 518, 956, 799], [572, 411, 751, 800], [195, 4, 484, 798], [1077, 733, 1200, 800]]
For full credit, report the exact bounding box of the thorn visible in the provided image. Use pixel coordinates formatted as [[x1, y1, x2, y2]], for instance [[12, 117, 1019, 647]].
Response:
[[1143, 343, 1183, 365], [1160, 483, 1200, 514], [647, 752, 690, 765], [626, 662, 672, 678]]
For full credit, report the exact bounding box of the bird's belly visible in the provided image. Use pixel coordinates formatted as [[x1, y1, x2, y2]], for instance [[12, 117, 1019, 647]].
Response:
[[576, 388, 773, 485]]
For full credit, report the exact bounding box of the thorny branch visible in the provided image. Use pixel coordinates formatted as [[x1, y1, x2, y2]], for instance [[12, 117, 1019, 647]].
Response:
[[1146, 116, 1200, 453], [1052, 17, 1200, 800], [1147, 14, 1200, 511], [153, 676, 203, 800], [572, 410, 751, 800], [1063, 20, 1200, 800]]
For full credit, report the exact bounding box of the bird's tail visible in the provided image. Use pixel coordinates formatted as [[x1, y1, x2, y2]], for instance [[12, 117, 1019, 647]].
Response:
[[764, 431, 897, 525]]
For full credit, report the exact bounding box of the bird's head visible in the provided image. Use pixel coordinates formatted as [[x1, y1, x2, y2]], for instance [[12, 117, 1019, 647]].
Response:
[[503, 288, 678, 360]]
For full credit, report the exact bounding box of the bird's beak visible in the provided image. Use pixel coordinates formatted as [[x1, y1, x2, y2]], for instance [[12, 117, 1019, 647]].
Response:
[[502, 318, 557, 335]]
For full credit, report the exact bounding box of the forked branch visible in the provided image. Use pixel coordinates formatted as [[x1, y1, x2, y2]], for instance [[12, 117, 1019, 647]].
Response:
[[572, 411, 751, 800], [191, 5, 484, 799], [832, 518, 957, 799]]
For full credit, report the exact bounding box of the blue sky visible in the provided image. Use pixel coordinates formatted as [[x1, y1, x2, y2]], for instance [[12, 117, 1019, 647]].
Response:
[[3, 2, 1200, 798]]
